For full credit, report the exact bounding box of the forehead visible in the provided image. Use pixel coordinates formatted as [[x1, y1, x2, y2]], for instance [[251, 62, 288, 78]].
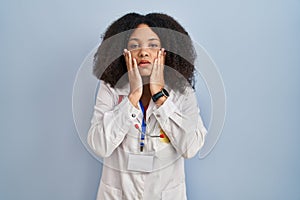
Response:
[[129, 24, 160, 41]]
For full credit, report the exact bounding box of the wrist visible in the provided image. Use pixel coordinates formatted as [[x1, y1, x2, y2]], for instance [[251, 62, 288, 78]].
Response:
[[150, 85, 164, 96], [152, 88, 169, 103], [155, 96, 167, 106], [128, 93, 139, 108]]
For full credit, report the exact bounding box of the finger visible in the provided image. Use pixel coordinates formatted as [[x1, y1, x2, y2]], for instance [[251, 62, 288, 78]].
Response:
[[127, 50, 133, 71], [158, 49, 164, 71], [133, 58, 138, 69], [152, 58, 158, 73], [124, 49, 133, 71], [150, 58, 163, 91], [129, 58, 141, 79], [160, 49, 165, 68], [161, 48, 166, 66], [123, 48, 127, 57], [157, 49, 162, 65]]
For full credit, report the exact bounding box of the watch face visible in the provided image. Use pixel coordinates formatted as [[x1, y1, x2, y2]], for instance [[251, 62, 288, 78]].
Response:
[[162, 88, 169, 97], [152, 88, 169, 102]]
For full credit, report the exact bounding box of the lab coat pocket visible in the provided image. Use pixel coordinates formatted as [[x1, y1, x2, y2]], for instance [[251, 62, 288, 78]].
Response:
[[97, 181, 122, 200], [162, 182, 186, 200]]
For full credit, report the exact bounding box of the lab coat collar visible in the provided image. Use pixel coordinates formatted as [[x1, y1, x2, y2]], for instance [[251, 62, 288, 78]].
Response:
[[114, 81, 173, 121], [115, 82, 130, 95], [115, 82, 172, 96]]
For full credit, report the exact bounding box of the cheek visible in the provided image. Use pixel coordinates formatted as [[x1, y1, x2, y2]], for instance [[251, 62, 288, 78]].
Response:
[[151, 49, 160, 58], [151, 49, 162, 62], [129, 51, 138, 59]]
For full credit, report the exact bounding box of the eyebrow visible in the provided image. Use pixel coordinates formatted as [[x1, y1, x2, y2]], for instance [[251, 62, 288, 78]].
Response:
[[128, 38, 160, 42]]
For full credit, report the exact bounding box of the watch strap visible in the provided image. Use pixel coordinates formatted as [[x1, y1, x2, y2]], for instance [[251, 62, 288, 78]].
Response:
[[152, 88, 169, 102]]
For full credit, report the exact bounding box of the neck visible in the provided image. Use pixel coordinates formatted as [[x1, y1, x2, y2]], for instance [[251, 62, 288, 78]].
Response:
[[140, 84, 151, 107]]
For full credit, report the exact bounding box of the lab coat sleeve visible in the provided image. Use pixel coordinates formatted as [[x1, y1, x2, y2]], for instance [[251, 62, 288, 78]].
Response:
[[87, 81, 140, 158], [152, 87, 207, 158]]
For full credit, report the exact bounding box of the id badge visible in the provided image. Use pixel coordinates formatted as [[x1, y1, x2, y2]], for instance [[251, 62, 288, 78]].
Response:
[[127, 153, 154, 172]]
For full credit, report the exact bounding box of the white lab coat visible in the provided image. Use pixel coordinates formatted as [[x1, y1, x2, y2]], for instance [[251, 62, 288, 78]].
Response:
[[87, 80, 207, 200]]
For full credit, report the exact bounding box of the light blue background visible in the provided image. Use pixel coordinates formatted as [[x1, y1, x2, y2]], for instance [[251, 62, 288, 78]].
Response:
[[1, 0, 299, 199]]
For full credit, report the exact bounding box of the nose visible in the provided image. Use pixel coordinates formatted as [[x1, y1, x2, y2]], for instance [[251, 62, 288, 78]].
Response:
[[138, 47, 149, 57]]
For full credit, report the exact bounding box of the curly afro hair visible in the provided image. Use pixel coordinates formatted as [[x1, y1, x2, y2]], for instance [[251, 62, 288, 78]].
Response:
[[93, 12, 196, 92]]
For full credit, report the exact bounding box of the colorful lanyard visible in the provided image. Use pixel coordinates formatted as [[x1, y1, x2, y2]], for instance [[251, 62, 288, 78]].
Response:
[[139, 101, 146, 152]]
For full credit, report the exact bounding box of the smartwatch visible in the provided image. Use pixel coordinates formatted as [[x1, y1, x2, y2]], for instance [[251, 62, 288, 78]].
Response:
[[152, 88, 169, 102]]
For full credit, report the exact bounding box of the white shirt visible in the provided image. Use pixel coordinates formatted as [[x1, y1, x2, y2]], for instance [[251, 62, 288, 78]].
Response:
[[87, 80, 207, 200]]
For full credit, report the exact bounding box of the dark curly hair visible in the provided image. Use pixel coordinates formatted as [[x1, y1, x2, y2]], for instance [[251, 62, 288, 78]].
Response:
[[93, 12, 196, 92]]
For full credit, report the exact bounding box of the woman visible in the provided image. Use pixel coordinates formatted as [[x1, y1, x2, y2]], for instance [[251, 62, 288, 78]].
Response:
[[87, 12, 207, 200]]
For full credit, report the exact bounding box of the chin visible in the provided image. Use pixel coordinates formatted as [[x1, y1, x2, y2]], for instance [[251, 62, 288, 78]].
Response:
[[138, 68, 152, 77]]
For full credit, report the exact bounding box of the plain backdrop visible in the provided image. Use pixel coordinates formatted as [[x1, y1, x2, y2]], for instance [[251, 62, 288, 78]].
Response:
[[1, 0, 299, 199]]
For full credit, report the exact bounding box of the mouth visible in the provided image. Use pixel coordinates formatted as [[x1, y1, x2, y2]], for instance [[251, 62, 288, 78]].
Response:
[[138, 60, 151, 67]]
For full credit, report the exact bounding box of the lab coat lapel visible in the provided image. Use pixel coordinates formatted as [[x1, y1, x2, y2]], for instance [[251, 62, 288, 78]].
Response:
[[146, 99, 155, 122]]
